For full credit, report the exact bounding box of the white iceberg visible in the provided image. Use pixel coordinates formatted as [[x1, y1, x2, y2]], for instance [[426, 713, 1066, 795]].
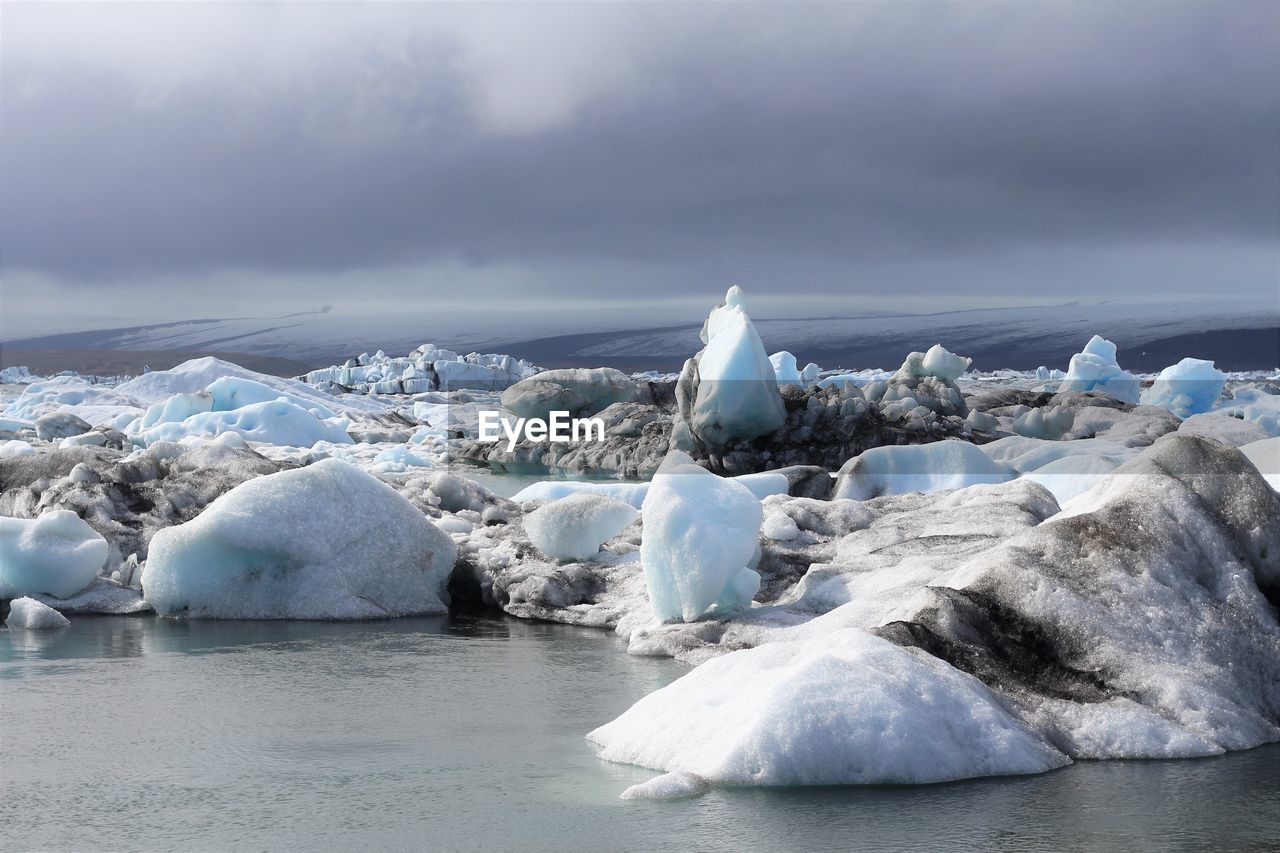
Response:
[[132, 399, 353, 448], [1140, 357, 1227, 418], [524, 492, 639, 562], [1058, 335, 1140, 404], [589, 628, 1068, 785], [5, 596, 70, 630], [640, 451, 763, 622], [0, 511, 108, 599], [143, 458, 456, 619], [768, 351, 802, 385], [834, 440, 1018, 501]]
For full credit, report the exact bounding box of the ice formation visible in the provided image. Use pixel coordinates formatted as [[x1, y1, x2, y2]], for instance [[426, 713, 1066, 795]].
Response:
[[862, 344, 971, 417], [300, 343, 537, 394], [0, 510, 108, 599], [1058, 336, 1140, 404], [618, 771, 711, 800], [1140, 358, 1228, 417], [132, 399, 353, 448], [1012, 405, 1074, 440], [768, 351, 802, 385], [5, 596, 70, 630], [500, 368, 635, 422], [640, 451, 763, 622], [523, 493, 639, 562], [672, 287, 786, 450], [589, 629, 1068, 785], [834, 440, 1017, 500], [1241, 437, 1279, 491], [143, 459, 456, 619]]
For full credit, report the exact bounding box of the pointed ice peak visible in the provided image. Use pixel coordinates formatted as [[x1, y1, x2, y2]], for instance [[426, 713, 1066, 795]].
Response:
[[724, 285, 746, 309]]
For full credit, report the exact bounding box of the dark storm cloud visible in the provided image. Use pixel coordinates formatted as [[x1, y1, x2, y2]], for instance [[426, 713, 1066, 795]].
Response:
[[1, 1, 1277, 303]]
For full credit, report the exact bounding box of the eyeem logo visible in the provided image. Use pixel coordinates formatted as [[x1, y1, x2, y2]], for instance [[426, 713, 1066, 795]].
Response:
[[477, 410, 606, 451]]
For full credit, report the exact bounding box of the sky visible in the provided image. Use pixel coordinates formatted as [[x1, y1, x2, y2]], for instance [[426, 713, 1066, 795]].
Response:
[[2, 1, 1278, 339]]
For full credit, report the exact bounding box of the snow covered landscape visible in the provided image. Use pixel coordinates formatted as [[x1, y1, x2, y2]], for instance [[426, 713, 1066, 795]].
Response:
[[4, 285, 1279, 801]]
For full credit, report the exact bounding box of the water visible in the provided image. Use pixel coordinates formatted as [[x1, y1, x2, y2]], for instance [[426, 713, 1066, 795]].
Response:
[[3, 615, 1278, 852]]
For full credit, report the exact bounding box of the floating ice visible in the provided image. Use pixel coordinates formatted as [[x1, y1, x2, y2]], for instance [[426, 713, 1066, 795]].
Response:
[[640, 451, 763, 622], [132, 399, 353, 448], [589, 629, 1068, 785], [143, 458, 456, 619], [674, 287, 785, 449], [1140, 358, 1227, 418], [524, 492, 639, 562], [1058, 335, 1140, 404], [0, 510, 108, 599], [5, 596, 70, 630], [834, 440, 1018, 501], [619, 771, 710, 800]]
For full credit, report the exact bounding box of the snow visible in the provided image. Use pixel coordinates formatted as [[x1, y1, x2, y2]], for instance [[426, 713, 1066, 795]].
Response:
[[640, 451, 763, 622], [523, 493, 639, 562], [132, 399, 353, 448], [0, 510, 109, 599], [3, 376, 142, 425], [1023, 453, 1121, 504], [1214, 384, 1280, 436], [1059, 335, 1140, 404], [1140, 358, 1228, 417], [5, 597, 70, 630], [143, 458, 457, 619], [589, 628, 1068, 785], [679, 287, 786, 447], [618, 771, 710, 800], [834, 440, 1018, 500]]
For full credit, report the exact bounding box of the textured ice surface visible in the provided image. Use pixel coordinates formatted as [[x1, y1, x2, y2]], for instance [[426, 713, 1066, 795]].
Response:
[[1177, 412, 1271, 447], [5, 596, 70, 630], [769, 351, 802, 385], [144, 458, 456, 619], [524, 492, 639, 562], [1140, 358, 1227, 417], [618, 771, 711, 800], [133, 399, 353, 448], [0, 510, 108, 599], [640, 451, 763, 622], [834, 440, 1017, 500], [1241, 437, 1279, 490], [511, 470, 790, 508], [1059, 336, 1140, 404], [500, 368, 634, 421], [679, 287, 786, 448], [589, 629, 1068, 784]]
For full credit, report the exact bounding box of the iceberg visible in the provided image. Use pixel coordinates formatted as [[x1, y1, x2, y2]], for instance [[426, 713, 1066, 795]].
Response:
[[672, 287, 785, 451], [524, 492, 639, 562], [1140, 358, 1227, 417], [0, 510, 108, 599], [589, 628, 1068, 785], [500, 368, 635, 422], [132, 399, 353, 448], [768, 351, 802, 385], [1058, 335, 1140, 404], [640, 451, 763, 622], [834, 440, 1018, 500], [5, 596, 70, 630], [143, 458, 456, 619]]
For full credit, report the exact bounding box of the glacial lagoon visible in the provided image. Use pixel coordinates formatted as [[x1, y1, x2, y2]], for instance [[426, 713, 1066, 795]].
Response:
[[3, 614, 1277, 852]]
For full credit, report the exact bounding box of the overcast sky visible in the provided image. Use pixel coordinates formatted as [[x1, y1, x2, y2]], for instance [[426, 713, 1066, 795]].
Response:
[[2, 1, 1277, 338]]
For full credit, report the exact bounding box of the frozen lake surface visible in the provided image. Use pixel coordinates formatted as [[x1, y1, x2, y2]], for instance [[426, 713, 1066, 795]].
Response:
[[2, 614, 1278, 851]]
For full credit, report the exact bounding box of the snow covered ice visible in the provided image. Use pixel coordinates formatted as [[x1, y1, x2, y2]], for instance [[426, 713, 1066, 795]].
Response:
[[0, 510, 108, 599], [1058, 335, 1140, 404], [523, 492, 639, 562], [143, 458, 457, 619], [640, 450, 763, 622], [5, 596, 70, 630]]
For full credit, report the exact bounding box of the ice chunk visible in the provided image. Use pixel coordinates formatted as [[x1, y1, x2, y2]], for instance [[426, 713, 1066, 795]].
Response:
[[512, 470, 791, 509], [132, 399, 353, 448], [920, 344, 971, 381], [143, 458, 456, 619], [1177, 413, 1270, 447], [588, 629, 1068, 785], [205, 376, 339, 420], [34, 412, 92, 441], [524, 492, 639, 562], [1013, 405, 1074, 440], [0, 440, 37, 458], [1140, 358, 1227, 418], [768, 351, 802, 385], [1023, 453, 1120, 504], [0, 510, 108, 599], [800, 362, 821, 383], [619, 771, 710, 800], [834, 440, 1018, 500], [500, 368, 635, 421], [5, 597, 70, 630], [640, 451, 763, 622], [1214, 384, 1280, 436], [675, 287, 785, 449], [1058, 335, 1140, 404]]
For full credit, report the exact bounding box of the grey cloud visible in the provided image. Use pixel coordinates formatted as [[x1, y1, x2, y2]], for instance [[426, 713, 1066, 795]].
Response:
[[0, 1, 1277, 308]]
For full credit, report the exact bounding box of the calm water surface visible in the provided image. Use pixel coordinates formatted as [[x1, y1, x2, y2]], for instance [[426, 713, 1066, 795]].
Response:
[[2, 614, 1277, 852]]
